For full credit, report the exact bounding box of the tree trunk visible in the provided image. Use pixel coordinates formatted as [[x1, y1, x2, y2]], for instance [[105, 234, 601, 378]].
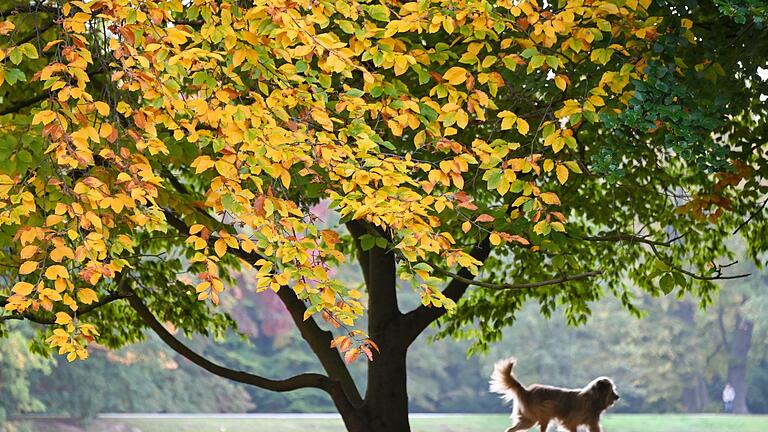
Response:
[[343, 222, 412, 432], [726, 314, 753, 414], [682, 377, 709, 413], [361, 349, 411, 432], [675, 302, 708, 413]]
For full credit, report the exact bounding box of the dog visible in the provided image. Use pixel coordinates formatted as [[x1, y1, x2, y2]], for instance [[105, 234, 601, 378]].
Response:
[[489, 357, 619, 432]]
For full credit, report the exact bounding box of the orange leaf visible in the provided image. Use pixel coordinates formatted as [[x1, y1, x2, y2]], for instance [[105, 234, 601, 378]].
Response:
[[475, 214, 495, 223], [344, 348, 360, 364]]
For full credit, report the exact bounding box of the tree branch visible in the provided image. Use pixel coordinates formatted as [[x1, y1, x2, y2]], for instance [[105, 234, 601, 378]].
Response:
[[0, 3, 57, 18], [0, 93, 49, 116], [648, 244, 750, 281], [427, 264, 604, 290], [733, 195, 768, 234], [126, 288, 341, 394], [570, 232, 685, 247]]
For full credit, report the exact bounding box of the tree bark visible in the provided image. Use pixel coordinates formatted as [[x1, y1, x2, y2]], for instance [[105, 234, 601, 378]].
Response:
[[726, 313, 753, 414], [343, 221, 412, 432], [361, 348, 411, 432]]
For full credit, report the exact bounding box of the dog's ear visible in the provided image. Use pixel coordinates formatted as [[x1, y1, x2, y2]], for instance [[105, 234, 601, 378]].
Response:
[[594, 378, 618, 408]]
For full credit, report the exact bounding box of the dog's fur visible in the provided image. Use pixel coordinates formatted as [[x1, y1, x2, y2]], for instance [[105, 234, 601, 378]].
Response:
[[489, 357, 620, 432]]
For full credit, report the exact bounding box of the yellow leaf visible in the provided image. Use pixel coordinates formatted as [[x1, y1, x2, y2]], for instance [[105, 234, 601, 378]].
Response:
[[556, 165, 569, 184], [189, 224, 205, 235], [55, 312, 72, 325], [0, 20, 15, 36], [554, 75, 567, 91], [489, 232, 501, 246], [274, 272, 290, 286], [211, 278, 224, 292], [20, 245, 38, 259], [215, 160, 237, 178], [552, 137, 565, 153], [45, 265, 69, 280], [214, 239, 227, 257], [498, 111, 517, 130], [32, 110, 57, 126], [77, 288, 98, 304], [60, 294, 77, 311], [540, 192, 561, 205], [516, 118, 530, 135], [192, 156, 214, 174], [442, 67, 468, 86], [322, 288, 335, 304], [46, 214, 65, 226], [19, 260, 39, 275], [233, 49, 247, 67], [94, 101, 110, 116], [50, 246, 74, 262], [12, 281, 35, 296], [196, 281, 211, 293], [164, 27, 189, 45]]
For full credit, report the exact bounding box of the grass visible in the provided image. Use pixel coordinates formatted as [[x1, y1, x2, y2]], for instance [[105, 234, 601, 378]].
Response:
[[73, 414, 768, 432]]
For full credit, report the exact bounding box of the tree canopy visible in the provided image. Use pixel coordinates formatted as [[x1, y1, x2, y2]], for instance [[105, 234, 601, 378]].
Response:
[[1, 0, 767, 430]]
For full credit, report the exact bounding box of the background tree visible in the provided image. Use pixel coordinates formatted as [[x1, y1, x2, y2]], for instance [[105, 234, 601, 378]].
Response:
[[0, 327, 50, 425], [1, 1, 767, 432]]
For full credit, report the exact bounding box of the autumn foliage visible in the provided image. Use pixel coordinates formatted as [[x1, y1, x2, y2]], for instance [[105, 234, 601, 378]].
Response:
[[0, 0, 762, 380]]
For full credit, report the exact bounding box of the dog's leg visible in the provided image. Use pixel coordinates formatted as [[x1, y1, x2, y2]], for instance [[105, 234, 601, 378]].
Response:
[[505, 417, 536, 432], [587, 422, 602, 432], [538, 420, 549, 432]]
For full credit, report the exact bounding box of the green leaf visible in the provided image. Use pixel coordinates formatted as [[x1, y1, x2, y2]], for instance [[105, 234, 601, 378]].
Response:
[[5, 68, 26, 85], [520, 47, 539, 59], [529, 55, 546, 69], [659, 273, 675, 294], [345, 88, 365, 98], [360, 235, 375, 251], [19, 43, 39, 59], [9, 48, 23, 65], [365, 5, 390, 22], [546, 56, 559, 69]]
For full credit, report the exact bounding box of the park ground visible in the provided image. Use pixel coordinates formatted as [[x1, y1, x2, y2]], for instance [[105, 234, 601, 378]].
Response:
[[13, 413, 767, 432]]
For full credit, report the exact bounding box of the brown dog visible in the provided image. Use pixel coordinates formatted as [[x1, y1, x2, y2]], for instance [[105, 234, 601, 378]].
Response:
[[490, 357, 619, 432]]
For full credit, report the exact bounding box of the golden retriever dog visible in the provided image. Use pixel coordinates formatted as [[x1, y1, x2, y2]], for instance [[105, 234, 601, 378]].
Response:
[[489, 357, 620, 432]]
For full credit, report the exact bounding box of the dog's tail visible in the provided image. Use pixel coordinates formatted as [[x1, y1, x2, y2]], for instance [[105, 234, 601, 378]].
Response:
[[489, 357, 526, 402]]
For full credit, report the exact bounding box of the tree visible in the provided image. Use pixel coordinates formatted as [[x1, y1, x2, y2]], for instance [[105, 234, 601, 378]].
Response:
[[0, 326, 51, 425], [710, 261, 766, 414], [1, 1, 767, 431]]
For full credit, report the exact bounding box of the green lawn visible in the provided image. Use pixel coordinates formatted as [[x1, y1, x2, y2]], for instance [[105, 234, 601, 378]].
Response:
[[74, 414, 768, 432]]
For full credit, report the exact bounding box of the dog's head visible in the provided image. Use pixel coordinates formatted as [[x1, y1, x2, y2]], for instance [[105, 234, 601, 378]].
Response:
[[587, 377, 620, 409]]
